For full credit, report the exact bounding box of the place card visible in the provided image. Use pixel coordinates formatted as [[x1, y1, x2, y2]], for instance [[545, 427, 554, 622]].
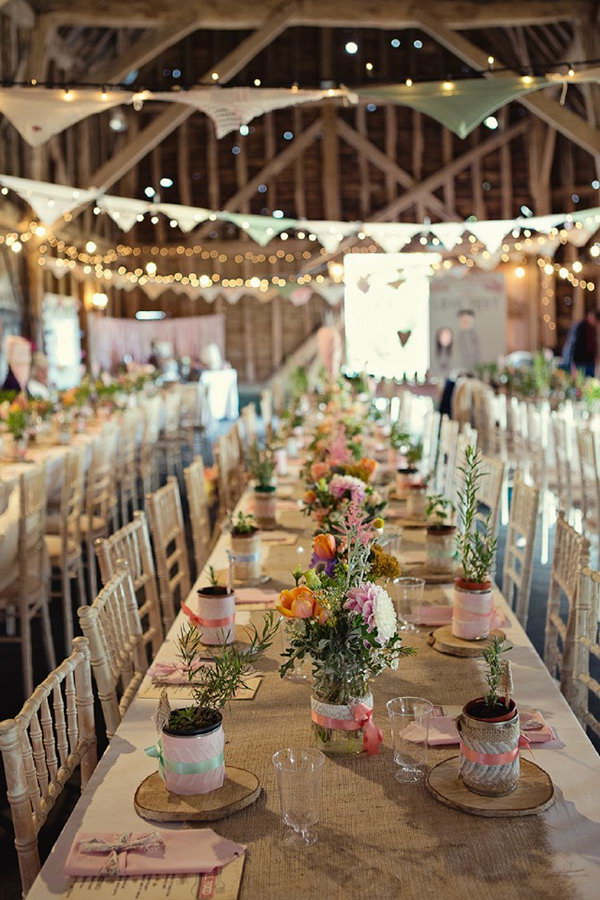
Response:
[[235, 588, 278, 610], [261, 531, 297, 546], [138, 675, 262, 701], [64, 854, 245, 899]]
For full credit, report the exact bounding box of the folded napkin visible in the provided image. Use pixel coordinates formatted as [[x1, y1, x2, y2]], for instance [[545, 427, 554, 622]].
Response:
[[406, 605, 508, 629], [235, 587, 278, 607], [261, 531, 297, 546], [64, 828, 245, 877], [276, 498, 300, 511], [147, 660, 213, 685], [401, 707, 558, 747]]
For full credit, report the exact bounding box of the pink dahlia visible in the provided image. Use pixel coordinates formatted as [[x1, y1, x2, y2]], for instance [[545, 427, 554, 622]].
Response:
[[329, 474, 366, 503], [344, 582, 396, 644]]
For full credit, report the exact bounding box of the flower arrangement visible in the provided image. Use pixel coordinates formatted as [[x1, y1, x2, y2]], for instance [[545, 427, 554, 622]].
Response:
[[277, 501, 414, 754], [302, 475, 385, 532], [0, 394, 30, 440]]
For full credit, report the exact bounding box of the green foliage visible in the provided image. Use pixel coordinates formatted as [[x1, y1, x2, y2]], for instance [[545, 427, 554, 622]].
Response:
[[290, 366, 309, 398], [229, 510, 257, 534], [170, 612, 279, 731], [205, 565, 219, 588], [247, 441, 275, 488], [455, 445, 497, 584], [482, 636, 513, 710], [426, 493, 455, 527]]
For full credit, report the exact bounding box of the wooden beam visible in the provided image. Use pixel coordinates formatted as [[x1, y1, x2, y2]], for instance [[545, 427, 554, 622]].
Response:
[[321, 106, 340, 221], [41, 0, 591, 29], [24, 15, 53, 82], [415, 12, 600, 158], [85, 16, 204, 84], [83, 4, 297, 196], [335, 118, 459, 220]]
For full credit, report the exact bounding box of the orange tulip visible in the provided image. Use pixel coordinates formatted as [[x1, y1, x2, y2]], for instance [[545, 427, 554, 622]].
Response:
[[312, 533, 336, 560], [310, 462, 330, 481], [303, 490, 317, 504], [359, 457, 377, 478], [277, 585, 316, 619]]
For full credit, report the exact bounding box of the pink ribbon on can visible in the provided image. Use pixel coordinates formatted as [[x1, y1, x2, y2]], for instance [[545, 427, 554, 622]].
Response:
[[195, 614, 235, 628]]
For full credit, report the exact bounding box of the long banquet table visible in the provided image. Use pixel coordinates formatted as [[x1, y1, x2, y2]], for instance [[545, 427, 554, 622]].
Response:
[[28, 468, 600, 900]]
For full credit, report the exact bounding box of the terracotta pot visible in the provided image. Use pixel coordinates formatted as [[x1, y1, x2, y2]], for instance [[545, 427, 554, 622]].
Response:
[[196, 586, 235, 645], [452, 578, 493, 640], [230, 530, 262, 582], [253, 486, 277, 530], [405, 485, 427, 519], [158, 714, 225, 795], [426, 526, 456, 574], [457, 699, 520, 797]]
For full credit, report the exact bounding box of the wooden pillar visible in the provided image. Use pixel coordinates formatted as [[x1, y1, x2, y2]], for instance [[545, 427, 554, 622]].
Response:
[[25, 241, 44, 347], [321, 106, 340, 221], [499, 109, 513, 220], [271, 295, 283, 369], [242, 297, 256, 383], [539, 269, 557, 349]]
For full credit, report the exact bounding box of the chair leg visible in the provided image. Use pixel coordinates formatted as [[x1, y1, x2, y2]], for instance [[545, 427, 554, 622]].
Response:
[[39, 586, 56, 675], [21, 608, 34, 698], [86, 537, 97, 600], [61, 564, 73, 651], [76, 557, 87, 607]]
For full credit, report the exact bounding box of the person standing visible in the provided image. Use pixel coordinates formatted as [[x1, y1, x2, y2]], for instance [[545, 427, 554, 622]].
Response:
[[570, 309, 600, 377]]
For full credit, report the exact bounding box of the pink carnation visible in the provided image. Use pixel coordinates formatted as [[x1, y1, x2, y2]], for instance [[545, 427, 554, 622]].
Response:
[[329, 474, 366, 503], [344, 582, 396, 644]]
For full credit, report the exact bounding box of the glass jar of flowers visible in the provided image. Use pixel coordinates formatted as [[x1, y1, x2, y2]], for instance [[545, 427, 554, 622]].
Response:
[[0, 394, 31, 460], [277, 501, 415, 756]]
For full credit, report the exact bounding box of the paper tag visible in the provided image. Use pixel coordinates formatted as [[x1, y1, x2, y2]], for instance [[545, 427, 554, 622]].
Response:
[[138, 675, 262, 701]]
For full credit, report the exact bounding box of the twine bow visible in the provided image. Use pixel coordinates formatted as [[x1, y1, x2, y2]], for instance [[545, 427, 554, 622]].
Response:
[[78, 832, 165, 876]]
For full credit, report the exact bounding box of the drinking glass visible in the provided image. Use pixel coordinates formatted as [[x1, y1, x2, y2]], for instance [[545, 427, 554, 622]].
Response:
[[386, 697, 433, 783], [379, 527, 403, 559], [272, 748, 325, 845], [279, 618, 311, 682], [387, 576, 424, 632]]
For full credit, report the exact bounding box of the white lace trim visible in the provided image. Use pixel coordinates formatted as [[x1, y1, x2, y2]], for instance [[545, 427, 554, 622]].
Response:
[[311, 694, 373, 721]]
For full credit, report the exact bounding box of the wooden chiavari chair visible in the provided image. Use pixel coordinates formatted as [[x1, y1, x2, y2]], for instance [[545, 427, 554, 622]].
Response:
[[145, 477, 191, 630], [116, 407, 140, 526], [0, 636, 96, 896], [45, 448, 86, 649], [0, 466, 55, 696], [576, 424, 600, 550], [183, 456, 213, 577], [501, 475, 540, 628], [158, 387, 183, 478], [477, 454, 505, 539], [544, 510, 590, 687], [95, 511, 163, 656], [433, 415, 459, 497], [80, 429, 119, 600], [260, 388, 274, 442], [241, 402, 259, 448], [138, 394, 162, 502], [77, 561, 146, 739], [570, 566, 600, 735]]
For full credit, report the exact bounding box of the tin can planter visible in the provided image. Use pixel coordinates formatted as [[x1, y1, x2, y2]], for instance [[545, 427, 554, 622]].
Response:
[[253, 485, 277, 530], [426, 525, 456, 574], [230, 529, 262, 582], [405, 484, 427, 519], [310, 692, 375, 756], [196, 585, 235, 645], [452, 578, 493, 640], [148, 713, 225, 795], [457, 699, 520, 797], [396, 467, 419, 496]]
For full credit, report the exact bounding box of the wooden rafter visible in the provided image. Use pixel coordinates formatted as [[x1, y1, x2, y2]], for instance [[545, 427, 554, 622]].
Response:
[[335, 118, 459, 220], [82, 0, 298, 196], [40, 0, 592, 30], [300, 119, 529, 273], [415, 12, 600, 158]]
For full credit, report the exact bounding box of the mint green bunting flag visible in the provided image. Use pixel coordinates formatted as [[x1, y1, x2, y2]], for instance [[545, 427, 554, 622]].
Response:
[[221, 211, 296, 246], [357, 77, 550, 138]]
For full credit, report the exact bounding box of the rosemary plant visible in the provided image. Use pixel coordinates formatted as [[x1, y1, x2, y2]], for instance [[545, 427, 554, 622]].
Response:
[[481, 636, 513, 711], [247, 442, 276, 488], [455, 445, 497, 584]]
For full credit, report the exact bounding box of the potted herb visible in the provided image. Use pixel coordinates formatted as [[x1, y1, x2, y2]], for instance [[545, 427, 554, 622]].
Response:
[[452, 446, 497, 640], [425, 494, 456, 574], [229, 511, 262, 582], [395, 437, 423, 495], [147, 614, 278, 795], [196, 566, 236, 645], [248, 443, 277, 529], [457, 637, 520, 796]]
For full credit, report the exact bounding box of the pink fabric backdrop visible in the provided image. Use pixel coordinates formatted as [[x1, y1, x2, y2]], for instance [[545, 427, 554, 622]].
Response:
[[88, 314, 225, 373]]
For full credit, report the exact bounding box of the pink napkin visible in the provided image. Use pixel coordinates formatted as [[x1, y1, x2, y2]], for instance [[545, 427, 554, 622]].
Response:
[[400, 707, 559, 747], [64, 828, 245, 877], [406, 606, 508, 628], [277, 498, 299, 511], [235, 588, 278, 607], [147, 660, 213, 685]]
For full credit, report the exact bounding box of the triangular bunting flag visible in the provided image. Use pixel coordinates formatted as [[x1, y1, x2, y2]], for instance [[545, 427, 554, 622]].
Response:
[[466, 219, 511, 255], [156, 203, 212, 233], [222, 211, 296, 246], [314, 282, 345, 305], [300, 220, 358, 254], [0, 174, 94, 225], [140, 281, 166, 301], [98, 195, 149, 232], [362, 222, 422, 253], [429, 222, 465, 251]]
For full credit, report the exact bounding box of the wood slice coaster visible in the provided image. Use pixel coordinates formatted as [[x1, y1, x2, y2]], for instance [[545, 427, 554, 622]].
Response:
[[403, 562, 461, 584], [135, 766, 261, 823], [428, 625, 507, 657], [426, 756, 554, 817]]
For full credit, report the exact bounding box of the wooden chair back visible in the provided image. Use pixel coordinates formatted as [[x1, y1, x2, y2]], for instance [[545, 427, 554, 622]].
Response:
[[576, 425, 600, 536], [552, 415, 575, 514], [95, 511, 163, 656], [0, 636, 96, 895], [145, 477, 191, 628], [58, 448, 84, 549], [260, 389, 273, 441], [544, 510, 590, 685], [162, 388, 182, 438], [85, 429, 118, 531], [183, 456, 213, 575], [434, 415, 459, 496], [502, 475, 539, 627], [570, 566, 600, 736], [77, 562, 146, 739], [477, 454, 505, 538]]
